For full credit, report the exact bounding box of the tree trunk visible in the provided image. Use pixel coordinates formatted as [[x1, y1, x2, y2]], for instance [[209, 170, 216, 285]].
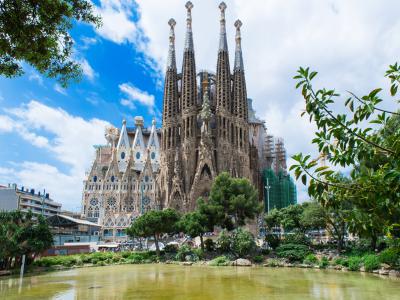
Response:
[[154, 234, 160, 256], [200, 234, 204, 252], [371, 235, 377, 251]]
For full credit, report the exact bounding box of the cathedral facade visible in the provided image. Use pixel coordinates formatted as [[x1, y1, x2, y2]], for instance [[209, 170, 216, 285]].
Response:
[[81, 2, 286, 241]]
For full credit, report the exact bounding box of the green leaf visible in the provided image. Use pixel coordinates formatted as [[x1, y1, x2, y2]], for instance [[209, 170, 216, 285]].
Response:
[[301, 174, 307, 185], [390, 84, 398, 96]]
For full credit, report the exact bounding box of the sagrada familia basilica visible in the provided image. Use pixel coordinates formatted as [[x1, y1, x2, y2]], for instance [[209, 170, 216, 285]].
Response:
[[81, 2, 289, 240]]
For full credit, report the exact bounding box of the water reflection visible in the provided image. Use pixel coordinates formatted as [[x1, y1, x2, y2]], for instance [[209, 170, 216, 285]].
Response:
[[0, 265, 399, 300]]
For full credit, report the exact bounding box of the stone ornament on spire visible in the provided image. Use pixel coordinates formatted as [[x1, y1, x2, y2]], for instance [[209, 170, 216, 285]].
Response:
[[184, 1, 194, 51], [218, 2, 228, 52], [234, 19, 244, 71], [167, 18, 176, 70]]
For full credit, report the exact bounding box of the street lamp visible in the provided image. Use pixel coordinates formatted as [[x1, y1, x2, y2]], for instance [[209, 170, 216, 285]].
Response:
[[265, 178, 271, 214]]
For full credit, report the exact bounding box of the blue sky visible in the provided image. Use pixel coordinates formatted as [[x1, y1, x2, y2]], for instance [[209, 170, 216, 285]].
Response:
[[0, 0, 399, 210]]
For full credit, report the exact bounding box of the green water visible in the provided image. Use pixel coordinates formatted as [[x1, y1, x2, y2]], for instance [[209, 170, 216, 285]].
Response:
[[0, 264, 399, 300]]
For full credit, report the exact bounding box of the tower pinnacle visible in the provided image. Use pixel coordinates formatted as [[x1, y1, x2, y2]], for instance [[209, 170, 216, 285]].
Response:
[[167, 18, 176, 70], [234, 19, 244, 71], [218, 2, 228, 52], [184, 1, 194, 51]]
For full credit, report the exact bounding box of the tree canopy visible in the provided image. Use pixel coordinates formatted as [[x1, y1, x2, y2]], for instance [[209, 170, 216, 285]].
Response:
[[0, 0, 101, 87], [127, 208, 180, 255], [208, 172, 262, 230], [291, 63, 400, 249], [0, 210, 53, 270]]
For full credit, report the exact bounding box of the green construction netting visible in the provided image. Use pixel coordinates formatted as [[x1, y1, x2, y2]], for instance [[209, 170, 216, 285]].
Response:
[[262, 168, 297, 212]]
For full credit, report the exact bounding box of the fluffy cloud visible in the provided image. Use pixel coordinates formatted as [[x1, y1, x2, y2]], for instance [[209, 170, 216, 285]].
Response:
[[54, 83, 67, 95], [78, 57, 98, 81], [0, 101, 110, 210], [119, 82, 155, 113]]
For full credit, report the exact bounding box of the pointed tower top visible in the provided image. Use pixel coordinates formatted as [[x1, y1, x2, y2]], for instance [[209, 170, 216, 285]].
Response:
[[152, 118, 156, 126], [219, 2, 228, 52], [167, 18, 176, 69], [122, 118, 126, 125], [184, 1, 194, 51], [234, 19, 244, 71]]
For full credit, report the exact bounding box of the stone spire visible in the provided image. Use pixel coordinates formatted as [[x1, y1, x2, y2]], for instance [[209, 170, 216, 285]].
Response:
[[184, 1, 194, 51], [218, 2, 228, 52], [167, 18, 176, 70], [181, 1, 197, 112], [200, 75, 212, 135], [215, 2, 231, 115], [162, 19, 179, 151], [232, 19, 248, 121], [234, 19, 244, 71]]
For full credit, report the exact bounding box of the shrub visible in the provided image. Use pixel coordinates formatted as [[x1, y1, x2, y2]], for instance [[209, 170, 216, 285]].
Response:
[[204, 239, 215, 252], [164, 244, 179, 253], [362, 254, 380, 272], [175, 244, 192, 262], [209, 256, 230, 266], [379, 248, 400, 267], [333, 257, 348, 267], [348, 257, 362, 271], [253, 255, 264, 263], [265, 258, 282, 267], [260, 248, 270, 255], [319, 256, 329, 269], [303, 254, 318, 265], [282, 232, 310, 246], [276, 244, 310, 262], [193, 248, 204, 260], [265, 234, 280, 250], [231, 228, 256, 258], [217, 230, 231, 253]]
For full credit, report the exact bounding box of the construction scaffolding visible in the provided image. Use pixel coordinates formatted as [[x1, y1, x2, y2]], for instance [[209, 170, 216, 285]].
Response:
[[263, 168, 297, 213]]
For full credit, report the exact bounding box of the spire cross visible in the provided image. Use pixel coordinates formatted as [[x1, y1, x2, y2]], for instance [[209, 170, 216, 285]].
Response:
[[219, 2, 227, 20], [168, 18, 176, 39], [185, 1, 193, 25], [202, 72, 209, 90], [234, 19, 242, 43]]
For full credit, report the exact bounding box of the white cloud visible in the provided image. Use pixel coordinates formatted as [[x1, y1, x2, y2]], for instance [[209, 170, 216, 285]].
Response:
[[80, 36, 99, 49], [78, 57, 98, 81], [94, 0, 137, 44], [119, 82, 155, 113], [54, 83, 67, 95], [0, 115, 14, 133], [28, 71, 44, 86], [0, 101, 110, 210]]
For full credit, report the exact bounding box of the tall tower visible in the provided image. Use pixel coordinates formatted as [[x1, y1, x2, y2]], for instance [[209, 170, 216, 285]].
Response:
[[232, 19, 250, 178], [215, 2, 233, 173], [160, 18, 179, 208], [180, 1, 198, 198]]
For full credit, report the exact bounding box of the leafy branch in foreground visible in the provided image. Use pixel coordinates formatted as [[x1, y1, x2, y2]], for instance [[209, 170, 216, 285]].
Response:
[[291, 64, 400, 247], [0, 0, 101, 87]]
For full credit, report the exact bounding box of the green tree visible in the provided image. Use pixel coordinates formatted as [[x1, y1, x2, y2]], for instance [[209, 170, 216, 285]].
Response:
[[291, 63, 400, 249], [300, 202, 327, 231], [178, 211, 208, 251], [279, 204, 304, 232], [0, 210, 53, 270], [0, 0, 101, 87], [230, 228, 256, 258], [209, 172, 262, 230], [127, 209, 180, 256]]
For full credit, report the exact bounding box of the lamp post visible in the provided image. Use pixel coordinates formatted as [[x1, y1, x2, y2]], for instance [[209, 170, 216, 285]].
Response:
[[265, 178, 271, 214]]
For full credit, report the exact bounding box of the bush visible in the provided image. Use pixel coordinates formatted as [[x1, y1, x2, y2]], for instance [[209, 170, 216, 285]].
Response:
[[265, 258, 282, 267], [303, 254, 318, 265], [379, 248, 400, 267], [253, 255, 264, 263], [217, 230, 231, 253], [362, 254, 380, 272], [265, 234, 280, 250], [260, 248, 270, 255], [348, 257, 362, 271], [282, 232, 310, 246], [333, 257, 348, 267], [319, 256, 329, 269], [209, 256, 230, 266], [164, 244, 179, 253], [204, 239, 215, 252], [231, 228, 256, 258], [193, 248, 204, 260], [276, 244, 310, 262], [175, 244, 192, 262]]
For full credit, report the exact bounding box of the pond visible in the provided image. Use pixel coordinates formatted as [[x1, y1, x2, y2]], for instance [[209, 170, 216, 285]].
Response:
[[0, 264, 399, 300]]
